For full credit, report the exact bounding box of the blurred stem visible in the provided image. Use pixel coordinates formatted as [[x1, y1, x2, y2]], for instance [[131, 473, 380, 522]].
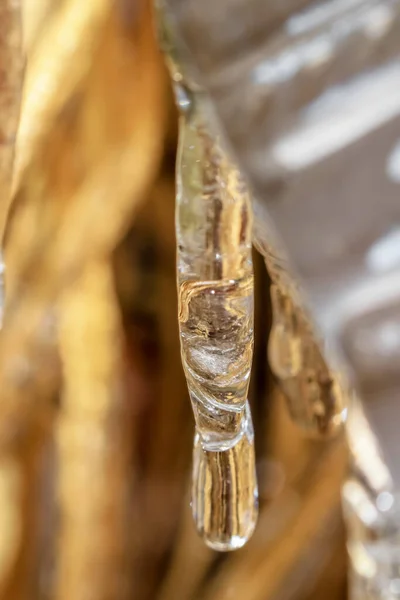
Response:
[[56, 261, 131, 600]]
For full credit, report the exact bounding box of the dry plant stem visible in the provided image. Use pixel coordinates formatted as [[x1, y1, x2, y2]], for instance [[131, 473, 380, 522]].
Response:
[[6, 0, 166, 294], [255, 230, 345, 440], [0, 133, 165, 448], [0, 452, 21, 556], [0, 1, 167, 448], [0, 0, 28, 595], [7, 0, 114, 294], [0, 427, 53, 600], [306, 534, 347, 600], [21, 0, 60, 54], [14, 0, 110, 186], [200, 441, 347, 600], [0, 0, 23, 239], [157, 493, 214, 600], [131, 178, 193, 600], [265, 268, 345, 438], [262, 389, 315, 497], [0, 454, 24, 599], [56, 261, 131, 600], [147, 176, 191, 478]]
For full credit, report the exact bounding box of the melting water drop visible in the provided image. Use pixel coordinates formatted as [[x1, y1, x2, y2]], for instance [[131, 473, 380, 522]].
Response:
[[192, 405, 258, 551]]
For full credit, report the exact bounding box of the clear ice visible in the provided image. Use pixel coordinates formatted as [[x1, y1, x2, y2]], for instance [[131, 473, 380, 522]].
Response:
[[174, 80, 258, 549]]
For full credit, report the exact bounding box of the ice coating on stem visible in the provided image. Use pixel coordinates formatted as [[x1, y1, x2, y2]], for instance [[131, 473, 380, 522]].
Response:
[[268, 279, 345, 438], [175, 84, 258, 549], [155, 2, 258, 549]]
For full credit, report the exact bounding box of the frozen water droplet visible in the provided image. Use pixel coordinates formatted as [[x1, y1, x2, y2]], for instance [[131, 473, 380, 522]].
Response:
[[191, 406, 258, 551]]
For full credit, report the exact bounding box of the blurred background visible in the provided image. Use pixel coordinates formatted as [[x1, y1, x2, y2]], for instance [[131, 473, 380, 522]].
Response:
[[0, 0, 349, 599]]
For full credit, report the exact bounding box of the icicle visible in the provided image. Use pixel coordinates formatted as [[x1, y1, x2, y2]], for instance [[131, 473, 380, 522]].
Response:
[[269, 280, 345, 437], [156, 9, 258, 550], [176, 86, 258, 550], [343, 477, 400, 600], [343, 379, 400, 598], [255, 233, 346, 437], [268, 283, 302, 380]]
